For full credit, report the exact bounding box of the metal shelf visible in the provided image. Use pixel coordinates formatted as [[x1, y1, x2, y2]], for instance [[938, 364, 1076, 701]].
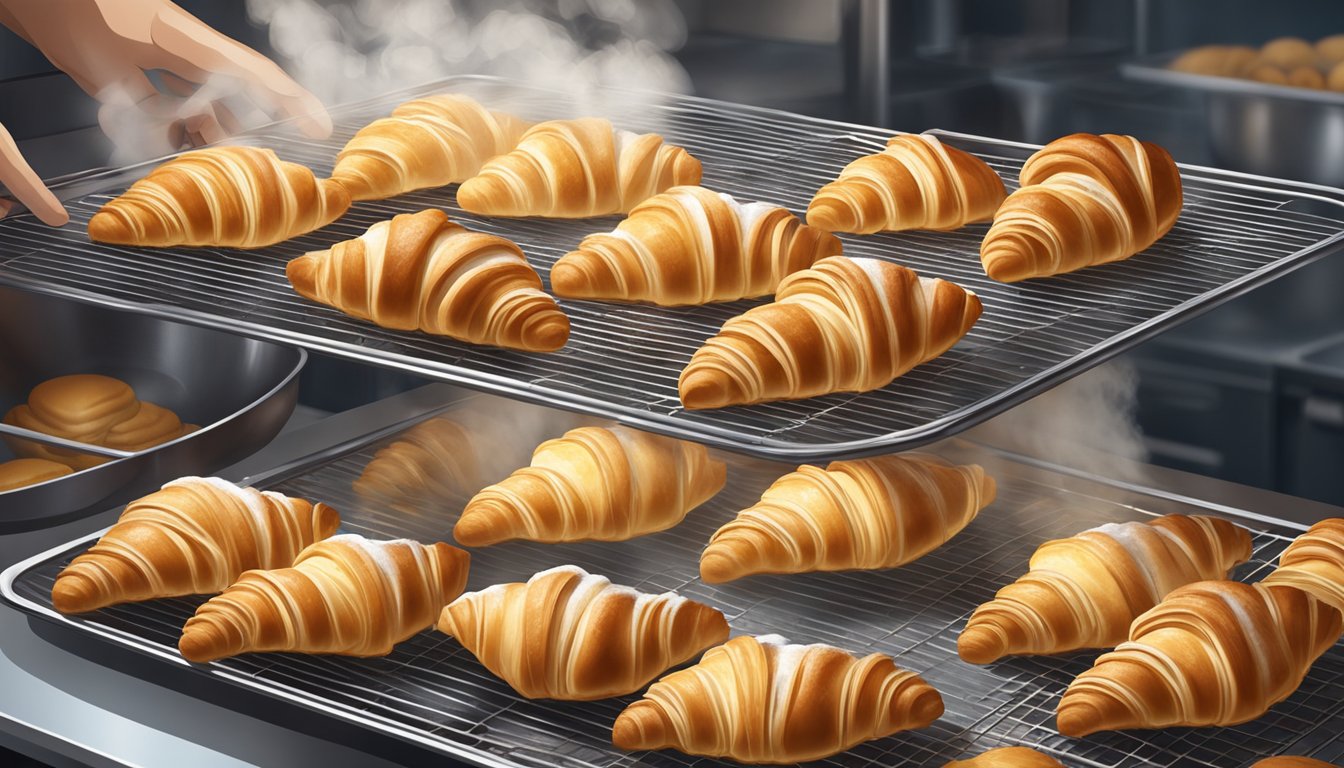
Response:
[[2, 75, 1342, 461]]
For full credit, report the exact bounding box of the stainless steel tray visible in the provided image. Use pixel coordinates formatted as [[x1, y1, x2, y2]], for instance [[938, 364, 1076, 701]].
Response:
[[0, 283, 305, 531], [1122, 53, 1344, 187], [2, 75, 1343, 462], [3, 390, 1341, 768]]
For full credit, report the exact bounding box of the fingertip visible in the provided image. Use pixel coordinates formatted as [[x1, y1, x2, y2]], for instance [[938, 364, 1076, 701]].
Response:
[[0, 199, 12, 220]]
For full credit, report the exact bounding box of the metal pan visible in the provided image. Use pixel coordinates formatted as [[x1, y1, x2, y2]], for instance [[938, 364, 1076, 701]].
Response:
[[0, 282, 305, 531], [1122, 52, 1344, 187]]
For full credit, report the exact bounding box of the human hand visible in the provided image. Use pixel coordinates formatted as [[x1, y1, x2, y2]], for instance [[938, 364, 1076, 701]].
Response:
[[0, 121, 68, 225], [0, 0, 331, 160]]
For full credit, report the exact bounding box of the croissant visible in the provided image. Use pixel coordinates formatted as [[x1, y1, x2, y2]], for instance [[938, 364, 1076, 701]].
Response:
[[4, 374, 195, 470], [179, 534, 469, 662], [0, 458, 72, 491], [437, 565, 728, 700], [1252, 758, 1338, 768], [1055, 580, 1341, 737], [958, 514, 1252, 664], [456, 118, 702, 217], [88, 146, 350, 249], [1262, 518, 1344, 613], [51, 477, 340, 614], [353, 415, 485, 512], [807, 134, 1007, 234], [331, 93, 529, 201], [455, 425, 725, 546], [980, 133, 1183, 282], [700, 453, 993, 583], [286, 209, 570, 351], [550, 185, 841, 305], [613, 634, 943, 763], [943, 747, 1064, 768], [679, 256, 981, 409]]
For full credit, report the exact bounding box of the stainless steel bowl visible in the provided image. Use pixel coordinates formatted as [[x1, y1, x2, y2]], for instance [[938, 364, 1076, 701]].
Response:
[[0, 281, 305, 530], [1123, 54, 1344, 187]]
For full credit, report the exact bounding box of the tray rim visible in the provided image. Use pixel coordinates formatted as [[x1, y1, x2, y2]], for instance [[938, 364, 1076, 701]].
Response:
[[1121, 51, 1344, 106], [6, 74, 1344, 461], [1, 406, 1333, 768]]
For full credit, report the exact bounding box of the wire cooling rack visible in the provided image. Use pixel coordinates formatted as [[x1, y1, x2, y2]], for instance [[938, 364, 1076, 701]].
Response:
[[1, 75, 1343, 461], [3, 397, 1341, 768]]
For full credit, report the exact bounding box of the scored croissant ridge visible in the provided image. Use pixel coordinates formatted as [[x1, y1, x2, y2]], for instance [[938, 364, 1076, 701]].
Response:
[[943, 746, 1064, 768], [51, 477, 340, 614], [88, 146, 350, 249], [1261, 517, 1344, 613], [807, 133, 1007, 234], [1055, 580, 1342, 737], [454, 425, 726, 546], [980, 133, 1183, 282], [700, 453, 995, 583], [179, 534, 470, 663], [456, 117, 703, 217], [678, 255, 982, 409], [437, 565, 729, 700], [958, 514, 1252, 664], [286, 208, 570, 351], [330, 93, 529, 201], [550, 185, 842, 306], [613, 633, 944, 764], [3, 374, 195, 470]]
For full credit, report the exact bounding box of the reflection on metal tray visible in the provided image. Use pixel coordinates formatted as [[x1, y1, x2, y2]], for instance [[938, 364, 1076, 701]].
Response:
[[3, 392, 1342, 768], [0, 284, 305, 531], [2, 75, 1343, 461], [1122, 53, 1344, 187]]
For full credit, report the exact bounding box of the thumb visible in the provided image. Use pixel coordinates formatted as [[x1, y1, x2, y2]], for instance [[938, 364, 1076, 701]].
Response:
[[0, 122, 68, 227]]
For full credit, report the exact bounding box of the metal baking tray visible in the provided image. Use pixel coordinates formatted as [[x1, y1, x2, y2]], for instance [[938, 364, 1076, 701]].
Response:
[[1122, 53, 1344, 187], [2, 75, 1343, 462], [3, 391, 1341, 768], [0, 283, 304, 531]]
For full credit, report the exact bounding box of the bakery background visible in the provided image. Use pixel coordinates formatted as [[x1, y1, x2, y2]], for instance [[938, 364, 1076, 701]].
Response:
[[0, 0, 1343, 767]]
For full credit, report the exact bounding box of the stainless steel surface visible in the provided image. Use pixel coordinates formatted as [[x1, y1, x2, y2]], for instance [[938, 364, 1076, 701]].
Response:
[[0, 424, 134, 460], [1123, 54, 1344, 187], [842, 0, 891, 125], [0, 284, 306, 531], [4, 389, 1343, 768], [2, 76, 1343, 463]]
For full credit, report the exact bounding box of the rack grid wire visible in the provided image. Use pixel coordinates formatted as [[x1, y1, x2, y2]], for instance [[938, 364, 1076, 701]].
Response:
[[1, 76, 1342, 460], [4, 400, 1341, 768]]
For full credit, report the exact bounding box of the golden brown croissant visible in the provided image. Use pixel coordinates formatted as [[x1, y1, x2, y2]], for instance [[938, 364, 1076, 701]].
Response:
[[0, 458, 72, 490], [701, 453, 993, 583], [1262, 518, 1344, 613], [179, 534, 468, 662], [331, 93, 529, 201], [1252, 758, 1338, 768], [943, 746, 1064, 768], [353, 415, 484, 512], [455, 425, 726, 547], [437, 565, 728, 700], [958, 514, 1252, 664], [88, 146, 350, 249], [51, 477, 340, 614], [678, 256, 981, 409], [456, 118, 702, 217], [286, 209, 569, 351], [807, 134, 1006, 234], [980, 133, 1183, 282], [4, 374, 195, 470], [550, 185, 841, 305], [1055, 580, 1341, 737], [613, 634, 944, 763]]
